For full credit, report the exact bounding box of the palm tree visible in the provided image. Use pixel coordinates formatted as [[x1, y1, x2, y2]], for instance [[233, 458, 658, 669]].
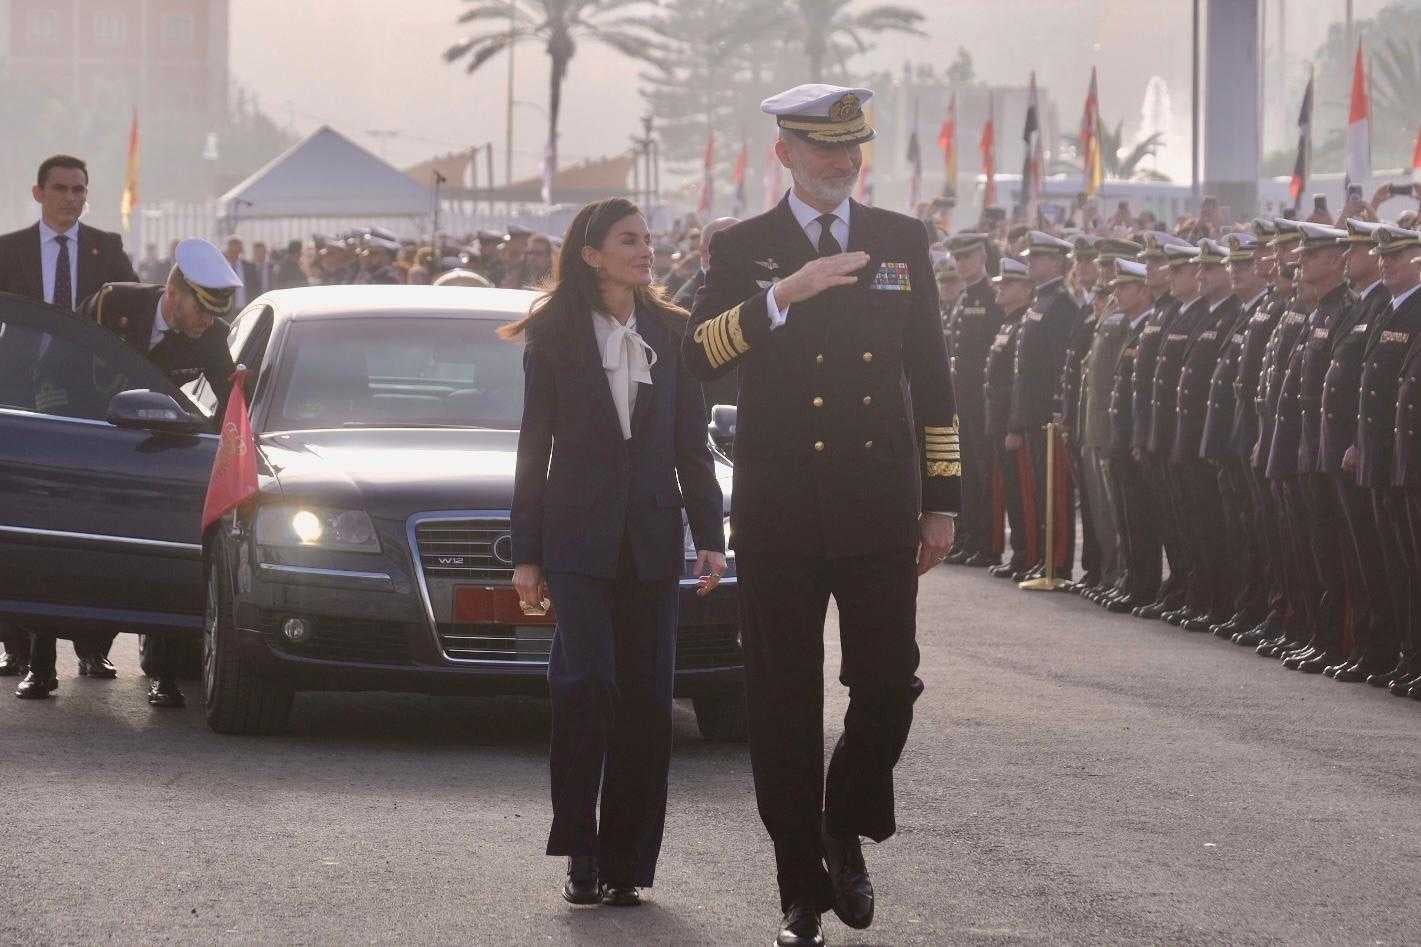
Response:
[[1057, 119, 1171, 183], [790, 0, 926, 82], [443, 0, 660, 186]]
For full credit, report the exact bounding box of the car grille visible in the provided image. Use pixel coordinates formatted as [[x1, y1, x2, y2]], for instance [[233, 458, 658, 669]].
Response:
[[436, 622, 741, 670], [261, 613, 414, 665], [414, 516, 513, 581]]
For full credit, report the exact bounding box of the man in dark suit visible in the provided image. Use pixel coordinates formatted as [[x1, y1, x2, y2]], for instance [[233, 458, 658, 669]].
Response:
[[16, 239, 241, 704], [684, 84, 958, 947], [224, 237, 256, 309], [0, 154, 139, 679]]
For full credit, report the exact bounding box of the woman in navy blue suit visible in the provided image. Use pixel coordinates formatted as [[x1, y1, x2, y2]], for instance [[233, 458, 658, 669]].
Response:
[[505, 198, 727, 907]]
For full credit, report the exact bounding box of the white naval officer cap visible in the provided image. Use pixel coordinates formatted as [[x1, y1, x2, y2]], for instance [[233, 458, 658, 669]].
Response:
[[1019, 230, 1074, 257], [173, 238, 242, 314], [1108, 259, 1149, 286], [761, 84, 876, 145], [991, 257, 1031, 283]]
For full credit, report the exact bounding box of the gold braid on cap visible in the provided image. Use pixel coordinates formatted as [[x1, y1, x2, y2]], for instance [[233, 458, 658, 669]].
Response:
[[175, 269, 234, 315]]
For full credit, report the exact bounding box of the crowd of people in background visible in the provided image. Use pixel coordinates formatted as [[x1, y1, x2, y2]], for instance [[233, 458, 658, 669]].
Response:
[[928, 180, 1421, 705]]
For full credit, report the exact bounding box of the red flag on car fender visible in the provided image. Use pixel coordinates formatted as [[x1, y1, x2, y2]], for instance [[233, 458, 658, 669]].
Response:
[[201, 369, 258, 531]]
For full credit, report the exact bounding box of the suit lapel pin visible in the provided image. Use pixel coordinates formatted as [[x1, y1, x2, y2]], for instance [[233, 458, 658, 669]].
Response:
[[755, 258, 779, 272]]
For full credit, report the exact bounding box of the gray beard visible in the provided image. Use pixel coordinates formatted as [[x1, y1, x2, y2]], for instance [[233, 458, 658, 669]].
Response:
[[790, 169, 855, 209]]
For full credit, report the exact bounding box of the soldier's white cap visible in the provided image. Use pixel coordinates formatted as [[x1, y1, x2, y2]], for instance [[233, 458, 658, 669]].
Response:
[[1224, 232, 1259, 262], [991, 257, 1031, 283], [363, 233, 400, 254], [1108, 259, 1148, 286], [1340, 217, 1384, 244], [1196, 237, 1230, 265], [173, 238, 242, 314], [1370, 224, 1421, 257], [1295, 221, 1348, 251], [1139, 230, 1192, 261], [761, 84, 875, 145], [1163, 243, 1202, 267], [1020, 231, 1073, 257]]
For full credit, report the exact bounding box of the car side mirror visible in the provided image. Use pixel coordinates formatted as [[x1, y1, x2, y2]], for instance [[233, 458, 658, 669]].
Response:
[[107, 389, 207, 436], [708, 404, 736, 453]]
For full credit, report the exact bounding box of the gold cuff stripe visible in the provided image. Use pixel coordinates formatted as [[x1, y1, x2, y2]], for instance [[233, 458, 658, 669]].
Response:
[[694, 306, 750, 370], [926, 450, 961, 460], [926, 461, 962, 478]]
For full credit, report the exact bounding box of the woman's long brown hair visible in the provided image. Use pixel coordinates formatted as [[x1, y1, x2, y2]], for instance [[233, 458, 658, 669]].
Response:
[[499, 198, 685, 341]]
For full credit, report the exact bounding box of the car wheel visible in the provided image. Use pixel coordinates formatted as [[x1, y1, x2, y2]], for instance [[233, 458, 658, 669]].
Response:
[[203, 541, 293, 735], [692, 688, 749, 742]]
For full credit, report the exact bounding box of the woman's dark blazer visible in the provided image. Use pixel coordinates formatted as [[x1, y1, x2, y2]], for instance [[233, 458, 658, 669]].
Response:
[[510, 302, 725, 580]]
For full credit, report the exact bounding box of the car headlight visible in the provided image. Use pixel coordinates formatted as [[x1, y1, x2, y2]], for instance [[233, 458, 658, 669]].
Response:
[[683, 516, 734, 559], [254, 506, 381, 552]]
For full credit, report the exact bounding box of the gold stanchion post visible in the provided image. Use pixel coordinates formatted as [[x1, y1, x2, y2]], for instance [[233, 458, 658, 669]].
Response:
[[1019, 420, 1070, 591]]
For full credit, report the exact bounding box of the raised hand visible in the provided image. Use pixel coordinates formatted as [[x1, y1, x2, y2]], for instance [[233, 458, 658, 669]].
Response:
[[772, 252, 871, 307]]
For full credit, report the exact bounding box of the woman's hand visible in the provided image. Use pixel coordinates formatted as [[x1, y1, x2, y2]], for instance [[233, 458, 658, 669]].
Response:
[[693, 550, 728, 597], [513, 563, 548, 611]]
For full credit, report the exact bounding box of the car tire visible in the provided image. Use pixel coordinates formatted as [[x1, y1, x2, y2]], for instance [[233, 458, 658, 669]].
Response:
[[203, 541, 293, 735], [141, 633, 204, 680], [692, 688, 749, 742]]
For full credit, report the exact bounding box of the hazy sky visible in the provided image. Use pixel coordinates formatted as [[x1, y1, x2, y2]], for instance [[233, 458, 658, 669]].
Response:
[[230, 0, 1383, 183]]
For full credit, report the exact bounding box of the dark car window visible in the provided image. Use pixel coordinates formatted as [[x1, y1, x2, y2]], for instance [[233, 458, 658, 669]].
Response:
[[266, 316, 524, 432], [183, 306, 274, 416], [0, 297, 175, 421]]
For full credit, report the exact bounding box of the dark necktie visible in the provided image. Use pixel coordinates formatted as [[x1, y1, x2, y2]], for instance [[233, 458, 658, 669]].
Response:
[[53, 234, 73, 310], [816, 213, 842, 257]]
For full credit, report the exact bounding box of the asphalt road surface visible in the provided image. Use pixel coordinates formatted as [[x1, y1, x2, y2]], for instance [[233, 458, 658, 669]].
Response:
[[3, 564, 1419, 946]]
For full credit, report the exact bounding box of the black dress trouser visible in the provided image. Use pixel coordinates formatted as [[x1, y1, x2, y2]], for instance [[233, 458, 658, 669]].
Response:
[[736, 545, 922, 913], [545, 549, 678, 888]]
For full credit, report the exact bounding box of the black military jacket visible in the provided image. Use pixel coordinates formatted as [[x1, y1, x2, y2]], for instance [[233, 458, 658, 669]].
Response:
[[1148, 297, 1209, 457], [1318, 282, 1392, 476], [1058, 305, 1097, 440], [1294, 284, 1357, 475], [1010, 277, 1080, 436], [685, 196, 959, 557], [1107, 311, 1152, 456], [946, 277, 1003, 416], [1177, 295, 1244, 464], [1130, 294, 1179, 452], [1228, 293, 1281, 459], [1253, 297, 1305, 471], [1390, 290, 1421, 486], [84, 282, 236, 407], [1268, 285, 1352, 478], [1357, 289, 1419, 487], [1201, 294, 1263, 461], [985, 309, 1025, 438]]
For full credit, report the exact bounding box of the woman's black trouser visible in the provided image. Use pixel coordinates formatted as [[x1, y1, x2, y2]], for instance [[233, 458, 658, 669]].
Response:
[[545, 552, 678, 888]]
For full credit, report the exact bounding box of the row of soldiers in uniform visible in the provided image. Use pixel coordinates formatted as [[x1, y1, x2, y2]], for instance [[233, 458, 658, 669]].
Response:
[[938, 216, 1421, 699], [307, 224, 554, 289]]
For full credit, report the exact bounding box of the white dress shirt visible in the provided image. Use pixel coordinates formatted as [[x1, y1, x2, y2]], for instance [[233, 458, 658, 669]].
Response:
[[766, 190, 852, 329], [591, 310, 656, 440], [148, 297, 172, 351], [1393, 283, 1421, 312], [38, 219, 80, 309]]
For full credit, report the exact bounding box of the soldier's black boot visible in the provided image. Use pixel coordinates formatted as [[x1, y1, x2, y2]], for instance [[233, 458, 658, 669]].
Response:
[[562, 856, 601, 905]]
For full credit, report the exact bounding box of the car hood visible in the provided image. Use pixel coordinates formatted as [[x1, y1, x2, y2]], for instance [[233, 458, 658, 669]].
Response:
[[257, 427, 734, 519], [258, 427, 521, 516]]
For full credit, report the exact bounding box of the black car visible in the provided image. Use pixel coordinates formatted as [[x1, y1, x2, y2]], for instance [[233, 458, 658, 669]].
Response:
[[0, 287, 745, 737]]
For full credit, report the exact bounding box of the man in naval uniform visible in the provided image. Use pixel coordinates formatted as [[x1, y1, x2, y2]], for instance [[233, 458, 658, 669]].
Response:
[[684, 83, 959, 947], [17, 239, 241, 706]]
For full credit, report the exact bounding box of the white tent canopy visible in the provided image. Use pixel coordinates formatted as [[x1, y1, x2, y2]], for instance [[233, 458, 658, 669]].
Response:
[[217, 126, 432, 221]]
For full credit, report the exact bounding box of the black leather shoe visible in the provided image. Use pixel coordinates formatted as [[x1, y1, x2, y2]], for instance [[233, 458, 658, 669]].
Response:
[[944, 547, 968, 565], [1336, 657, 1391, 683], [822, 826, 874, 930], [1180, 615, 1215, 632], [987, 563, 1017, 578], [1297, 650, 1338, 674], [147, 677, 185, 708], [776, 900, 824, 947], [1134, 601, 1168, 620], [0, 651, 25, 676], [1366, 656, 1411, 687], [1389, 672, 1421, 697], [77, 655, 118, 679], [963, 552, 999, 568], [562, 856, 601, 906], [15, 671, 57, 699], [1106, 596, 1140, 614], [600, 884, 641, 907], [1280, 646, 1316, 669]]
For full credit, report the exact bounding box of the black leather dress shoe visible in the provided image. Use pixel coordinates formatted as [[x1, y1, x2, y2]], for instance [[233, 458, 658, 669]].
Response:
[[1180, 615, 1214, 632], [562, 856, 601, 905], [600, 884, 641, 907], [15, 671, 58, 699], [822, 827, 874, 930], [1280, 646, 1316, 669], [147, 677, 186, 708], [963, 552, 999, 568], [776, 900, 824, 947], [1297, 651, 1338, 674], [1106, 596, 1139, 614], [77, 655, 118, 679], [944, 547, 969, 565], [1365, 656, 1411, 687], [987, 563, 1017, 578], [1389, 671, 1421, 697], [1134, 601, 1167, 620], [0, 651, 25, 676]]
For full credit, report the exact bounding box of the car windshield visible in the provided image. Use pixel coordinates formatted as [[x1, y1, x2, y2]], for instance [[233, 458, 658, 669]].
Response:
[[265, 315, 525, 432]]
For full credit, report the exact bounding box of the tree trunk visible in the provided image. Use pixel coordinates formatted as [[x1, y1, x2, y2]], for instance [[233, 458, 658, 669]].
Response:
[[546, 29, 574, 199]]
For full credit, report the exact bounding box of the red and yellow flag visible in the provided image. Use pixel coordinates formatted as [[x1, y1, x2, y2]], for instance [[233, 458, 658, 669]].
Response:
[[937, 92, 957, 197], [1080, 68, 1104, 197], [979, 94, 997, 208], [120, 109, 140, 231], [202, 370, 259, 531]]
